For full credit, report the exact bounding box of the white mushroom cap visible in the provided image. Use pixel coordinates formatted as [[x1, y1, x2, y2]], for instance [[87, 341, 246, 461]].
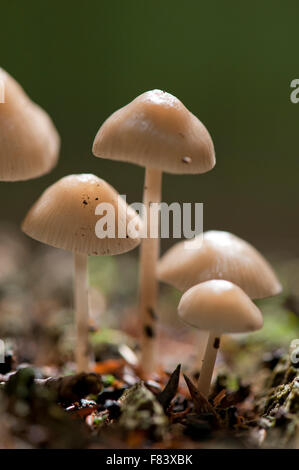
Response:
[[22, 174, 141, 256], [178, 280, 263, 334], [0, 68, 60, 181], [93, 89, 215, 174], [158, 230, 282, 299]]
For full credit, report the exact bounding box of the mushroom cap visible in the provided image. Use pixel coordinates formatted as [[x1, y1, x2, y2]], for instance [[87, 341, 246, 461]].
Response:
[[93, 89, 215, 174], [178, 280, 263, 334], [0, 68, 60, 181], [22, 174, 142, 256], [158, 230, 282, 299]]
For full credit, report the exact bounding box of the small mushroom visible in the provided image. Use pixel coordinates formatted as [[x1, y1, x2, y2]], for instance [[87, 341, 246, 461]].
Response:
[[158, 230, 282, 369], [178, 280, 263, 397], [22, 174, 142, 372], [0, 68, 60, 181], [93, 90, 215, 375]]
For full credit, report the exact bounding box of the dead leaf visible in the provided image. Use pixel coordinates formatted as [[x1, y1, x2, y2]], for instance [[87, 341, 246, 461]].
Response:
[[157, 364, 181, 411]]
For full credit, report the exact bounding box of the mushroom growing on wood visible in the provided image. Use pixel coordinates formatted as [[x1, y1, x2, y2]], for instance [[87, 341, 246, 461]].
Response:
[[178, 280, 263, 398], [22, 174, 142, 372], [0, 68, 60, 181], [158, 230, 281, 368], [93, 89, 215, 376]]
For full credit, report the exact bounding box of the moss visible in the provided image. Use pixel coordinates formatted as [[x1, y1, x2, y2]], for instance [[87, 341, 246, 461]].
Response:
[[258, 355, 299, 447], [102, 375, 116, 387]]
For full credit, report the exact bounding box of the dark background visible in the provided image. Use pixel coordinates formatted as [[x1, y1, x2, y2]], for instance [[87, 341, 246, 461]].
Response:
[[0, 1, 298, 256]]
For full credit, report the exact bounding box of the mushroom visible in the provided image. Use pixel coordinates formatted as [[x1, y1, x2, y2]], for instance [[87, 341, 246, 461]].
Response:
[[93, 89, 215, 375], [178, 280, 263, 397], [158, 230, 281, 297], [158, 230, 282, 368], [0, 68, 60, 181], [22, 174, 142, 372]]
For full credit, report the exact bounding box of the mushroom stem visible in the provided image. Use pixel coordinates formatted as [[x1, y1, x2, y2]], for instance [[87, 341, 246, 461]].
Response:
[[74, 252, 90, 372], [139, 167, 162, 376], [195, 330, 209, 372], [198, 331, 220, 397]]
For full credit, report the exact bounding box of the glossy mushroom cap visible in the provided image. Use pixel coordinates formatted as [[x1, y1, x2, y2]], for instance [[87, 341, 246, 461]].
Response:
[[93, 89, 215, 174], [158, 230, 282, 299], [22, 174, 142, 256], [0, 68, 60, 181], [178, 280, 263, 334]]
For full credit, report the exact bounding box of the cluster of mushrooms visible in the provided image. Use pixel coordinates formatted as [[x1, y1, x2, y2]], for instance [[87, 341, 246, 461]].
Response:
[[0, 68, 282, 399]]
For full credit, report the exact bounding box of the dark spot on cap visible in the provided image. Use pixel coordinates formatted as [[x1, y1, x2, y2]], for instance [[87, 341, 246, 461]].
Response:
[[182, 156, 192, 164], [147, 307, 158, 321], [144, 325, 155, 338], [213, 337, 220, 349]]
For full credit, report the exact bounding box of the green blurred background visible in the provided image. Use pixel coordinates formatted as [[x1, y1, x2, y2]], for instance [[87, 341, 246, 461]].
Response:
[[0, 1, 298, 256]]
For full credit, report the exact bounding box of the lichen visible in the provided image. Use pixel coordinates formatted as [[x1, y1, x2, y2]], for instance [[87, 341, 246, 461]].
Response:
[[118, 382, 168, 440], [257, 355, 299, 447]]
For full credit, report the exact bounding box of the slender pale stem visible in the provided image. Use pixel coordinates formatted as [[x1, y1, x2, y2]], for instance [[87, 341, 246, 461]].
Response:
[[74, 252, 89, 372], [195, 330, 210, 372], [139, 167, 162, 376], [198, 331, 220, 398]]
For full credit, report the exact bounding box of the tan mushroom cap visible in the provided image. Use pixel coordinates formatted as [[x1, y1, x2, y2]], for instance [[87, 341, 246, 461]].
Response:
[[22, 174, 142, 256], [93, 89, 215, 174], [158, 230, 282, 299], [0, 68, 60, 181], [178, 280, 263, 334]]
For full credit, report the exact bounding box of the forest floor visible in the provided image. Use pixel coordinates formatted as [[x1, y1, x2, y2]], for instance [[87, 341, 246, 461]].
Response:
[[0, 224, 298, 449]]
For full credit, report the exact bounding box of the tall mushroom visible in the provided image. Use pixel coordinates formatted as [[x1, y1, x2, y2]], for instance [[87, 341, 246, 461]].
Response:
[[93, 89, 215, 375], [0, 68, 60, 181], [22, 174, 142, 372], [178, 280, 263, 397], [158, 230, 281, 368]]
